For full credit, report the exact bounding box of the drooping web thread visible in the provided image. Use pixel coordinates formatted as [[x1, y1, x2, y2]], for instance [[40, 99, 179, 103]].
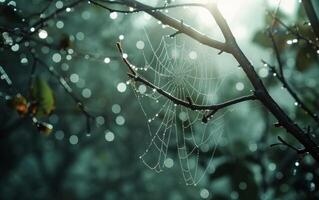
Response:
[[128, 30, 235, 186]]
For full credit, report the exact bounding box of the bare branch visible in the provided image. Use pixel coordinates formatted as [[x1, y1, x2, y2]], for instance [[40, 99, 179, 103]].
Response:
[[92, 0, 230, 52], [27, 0, 54, 19], [267, 9, 319, 124], [268, 29, 284, 78], [271, 13, 319, 50], [116, 42, 256, 119], [109, 0, 319, 162], [271, 136, 308, 155], [262, 60, 319, 124], [116, 42, 136, 76], [30, 0, 83, 30], [302, 0, 319, 39]]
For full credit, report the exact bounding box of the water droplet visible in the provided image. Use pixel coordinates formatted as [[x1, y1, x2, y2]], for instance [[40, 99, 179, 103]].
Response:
[[310, 182, 316, 191], [38, 29, 48, 39]]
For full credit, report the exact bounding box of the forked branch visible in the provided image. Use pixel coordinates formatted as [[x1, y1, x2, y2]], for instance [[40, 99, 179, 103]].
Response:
[[92, 0, 230, 52], [116, 42, 256, 116], [111, 0, 319, 162]]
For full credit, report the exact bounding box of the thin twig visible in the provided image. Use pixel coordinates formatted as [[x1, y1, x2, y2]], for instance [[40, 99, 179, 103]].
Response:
[[116, 0, 319, 162], [271, 14, 319, 50], [271, 136, 308, 155], [92, 0, 230, 52], [261, 60, 319, 124], [116, 42, 256, 119], [302, 0, 319, 39]]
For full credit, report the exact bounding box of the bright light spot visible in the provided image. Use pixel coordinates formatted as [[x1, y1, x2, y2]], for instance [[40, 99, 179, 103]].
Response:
[[138, 84, 147, 94], [189, 51, 198, 60], [76, 32, 85, 40], [70, 73, 79, 83], [56, 1, 63, 9], [119, 34, 124, 40], [104, 57, 111, 63], [82, 88, 92, 98], [239, 182, 247, 190], [52, 53, 62, 63], [286, 40, 293, 45], [82, 11, 91, 20], [136, 40, 145, 49], [197, 0, 252, 22], [11, 44, 19, 52], [66, 55, 72, 60], [7, 1, 16, 6], [66, 7, 71, 12], [235, 82, 245, 91], [200, 188, 210, 199], [268, 163, 276, 171], [21, 58, 28, 64], [164, 158, 174, 168], [268, 0, 297, 15], [230, 191, 239, 199], [115, 115, 125, 125], [110, 12, 118, 19], [38, 29, 48, 39], [111, 104, 121, 114], [56, 21, 64, 29], [61, 63, 69, 71], [233, 26, 248, 39], [55, 130, 64, 140], [258, 67, 269, 78], [105, 131, 115, 142], [69, 135, 78, 145], [122, 53, 128, 59], [96, 116, 105, 125], [117, 82, 127, 93], [68, 49, 74, 54], [249, 143, 258, 152], [310, 182, 316, 191]]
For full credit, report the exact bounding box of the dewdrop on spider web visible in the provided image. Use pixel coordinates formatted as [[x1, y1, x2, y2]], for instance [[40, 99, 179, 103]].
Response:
[[129, 30, 234, 185]]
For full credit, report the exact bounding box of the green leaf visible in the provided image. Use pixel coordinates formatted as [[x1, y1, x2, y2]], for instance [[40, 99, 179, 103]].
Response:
[[31, 76, 55, 117]]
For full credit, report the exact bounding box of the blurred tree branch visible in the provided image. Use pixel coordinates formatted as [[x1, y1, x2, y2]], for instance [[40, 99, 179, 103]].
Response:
[[302, 0, 319, 39]]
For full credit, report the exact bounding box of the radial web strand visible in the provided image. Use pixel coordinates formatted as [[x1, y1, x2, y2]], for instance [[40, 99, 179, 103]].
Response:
[[128, 31, 235, 185]]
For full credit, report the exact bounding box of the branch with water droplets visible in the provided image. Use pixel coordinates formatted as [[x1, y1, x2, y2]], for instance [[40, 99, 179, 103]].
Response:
[[301, 0, 319, 40], [91, 0, 230, 53], [270, 13, 319, 50], [116, 42, 256, 123], [113, 0, 319, 162], [271, 136, 308, 155], [261, 59, 319, 124]]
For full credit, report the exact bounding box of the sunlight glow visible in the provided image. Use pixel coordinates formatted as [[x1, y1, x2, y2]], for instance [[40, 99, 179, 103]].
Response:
[[189, 0, 297, 40], [268, 0, 298, 15]]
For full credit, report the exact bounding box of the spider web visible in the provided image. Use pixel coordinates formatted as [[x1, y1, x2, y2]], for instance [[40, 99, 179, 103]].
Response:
[[128, 30, 235, 186]]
